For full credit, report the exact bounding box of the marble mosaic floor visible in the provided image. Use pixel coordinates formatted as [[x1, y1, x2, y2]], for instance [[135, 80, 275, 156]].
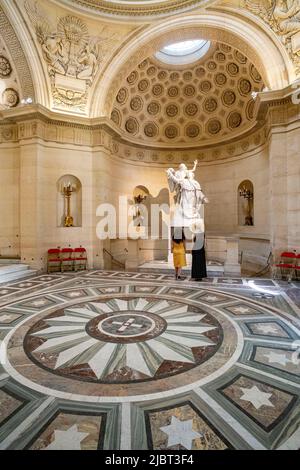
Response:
[[0, 270, 299, 450]]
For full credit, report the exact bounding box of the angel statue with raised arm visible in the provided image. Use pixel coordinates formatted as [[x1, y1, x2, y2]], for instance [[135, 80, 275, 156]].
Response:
[[166, 161, 209, 229], [167, 160, 198, 205]]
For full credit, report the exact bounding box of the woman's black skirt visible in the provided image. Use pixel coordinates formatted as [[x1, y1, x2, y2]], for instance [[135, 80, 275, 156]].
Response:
[[191, 246, 207, 279]]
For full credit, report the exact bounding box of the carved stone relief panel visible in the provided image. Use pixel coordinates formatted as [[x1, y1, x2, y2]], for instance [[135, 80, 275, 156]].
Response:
[[24, 0, 135, 113], [244, 0, 300, 75]]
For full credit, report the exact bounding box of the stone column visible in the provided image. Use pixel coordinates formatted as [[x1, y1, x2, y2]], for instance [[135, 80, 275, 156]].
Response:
[[92, 148, 113, 269], [19, 141, 44, 269], [286, 126, 300, 251], [268, 130, 288, 257], [268, 98, 300, 257]]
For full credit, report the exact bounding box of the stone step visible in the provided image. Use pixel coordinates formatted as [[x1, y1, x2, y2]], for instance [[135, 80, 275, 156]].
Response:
[[138, 260, 224, 276], [0, 264, 37, 284], [0, 258, 21, 264]]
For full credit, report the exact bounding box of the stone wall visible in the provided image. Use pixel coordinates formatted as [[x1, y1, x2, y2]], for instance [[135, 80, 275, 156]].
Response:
[[0, 93, 299, 270]]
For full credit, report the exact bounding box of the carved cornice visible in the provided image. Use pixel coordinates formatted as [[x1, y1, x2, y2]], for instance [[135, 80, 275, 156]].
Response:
[[0, 93, 299, 164], [256, 82, 300, 125], [54, 0, 217, 20]]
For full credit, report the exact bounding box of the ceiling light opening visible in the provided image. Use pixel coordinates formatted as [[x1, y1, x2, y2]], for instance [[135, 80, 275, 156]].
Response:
[[155, 39, 211, 65]]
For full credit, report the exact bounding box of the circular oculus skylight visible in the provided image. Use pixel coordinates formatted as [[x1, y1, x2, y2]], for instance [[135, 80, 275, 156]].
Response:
[[155, 39, 211, 65]]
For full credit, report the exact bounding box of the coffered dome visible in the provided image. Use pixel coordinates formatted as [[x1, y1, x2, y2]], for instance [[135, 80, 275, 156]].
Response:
[[110, 42, 264, 148]]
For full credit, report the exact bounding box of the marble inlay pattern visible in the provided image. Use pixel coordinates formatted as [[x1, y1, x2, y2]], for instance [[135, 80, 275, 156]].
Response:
[[146, 402, 230, 450], [245, 321, 295, 339], [23, 297, 223, 384], [219, 375, 297, 432], [251, 346, 300, 377], [223, 303, 267, 317], [0, 389, 24, 426], [0, 312, 23, 325], [28, 412, 105, 450], [0, 270, 299, 450]]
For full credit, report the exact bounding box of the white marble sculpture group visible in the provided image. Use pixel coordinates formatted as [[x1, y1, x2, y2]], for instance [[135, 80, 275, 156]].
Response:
[[166, 161, 209, 231]]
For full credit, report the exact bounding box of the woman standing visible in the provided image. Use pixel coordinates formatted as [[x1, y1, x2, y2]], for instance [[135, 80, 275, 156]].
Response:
[[191, 233, 207, 281], [172, 234, 186, 280]]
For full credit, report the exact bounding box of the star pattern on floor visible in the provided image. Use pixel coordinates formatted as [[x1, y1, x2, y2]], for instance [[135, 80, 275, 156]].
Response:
[[0, 270, 299, 451], [239, 385, 274, 410], [45, 425, 89, 450], [256, 324, 281, 334], [160, 416, 202, 450], [263, 351, 292, 366]]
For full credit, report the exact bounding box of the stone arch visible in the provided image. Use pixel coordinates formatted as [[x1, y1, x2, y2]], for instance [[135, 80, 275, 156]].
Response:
[[90, 11, 294, 118], [0, 3, 36, 103], [0, 0, 50, 108]]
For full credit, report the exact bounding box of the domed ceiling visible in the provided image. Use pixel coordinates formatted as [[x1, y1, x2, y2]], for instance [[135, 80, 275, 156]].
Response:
[[111, 42, 264, 148], [56, 0, 214, 18]]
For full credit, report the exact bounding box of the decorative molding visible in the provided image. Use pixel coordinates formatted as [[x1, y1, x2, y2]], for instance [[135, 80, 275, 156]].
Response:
[[0, 5, 35, 100], [0, 88, 298, 164], [0, 37, 21, 109], [55, 0, 217, 19], [2, 88, 19, 108]]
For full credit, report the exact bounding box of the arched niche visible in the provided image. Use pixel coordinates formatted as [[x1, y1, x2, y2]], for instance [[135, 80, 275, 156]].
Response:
[[238, 180, 254, 227], [57, 175, 82, 227], [133, 186, 150, 227], [131, 186, 170, 262]]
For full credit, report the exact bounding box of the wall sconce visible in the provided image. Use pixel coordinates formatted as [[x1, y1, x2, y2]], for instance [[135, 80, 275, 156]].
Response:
[[134, 194, 146, 204], [133, 194, 146, 227], [239, 185, 253, 226], [61, 181, 77, 227]]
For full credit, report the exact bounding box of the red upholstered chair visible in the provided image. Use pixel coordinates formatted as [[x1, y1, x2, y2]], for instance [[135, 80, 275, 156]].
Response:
[[47, 249, 61, 273], [61, 248, 74, 272], [275, 252, 297, 280], [295, 254, 300, 281], [74, 247, 87, 272]]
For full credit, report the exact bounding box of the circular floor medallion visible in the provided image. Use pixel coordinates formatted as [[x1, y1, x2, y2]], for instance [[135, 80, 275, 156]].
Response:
[[87, 310, 166, 342], [3, 286, 246, 401], [23, 296, 224, 384]]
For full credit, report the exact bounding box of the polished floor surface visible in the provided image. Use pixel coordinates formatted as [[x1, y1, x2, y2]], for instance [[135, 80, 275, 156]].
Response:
[[0, 270, 299, 450]]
